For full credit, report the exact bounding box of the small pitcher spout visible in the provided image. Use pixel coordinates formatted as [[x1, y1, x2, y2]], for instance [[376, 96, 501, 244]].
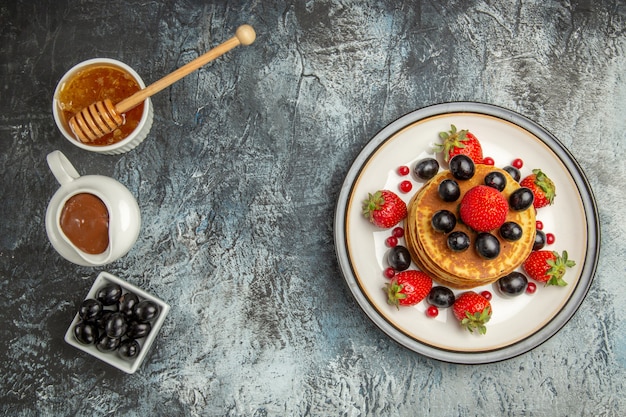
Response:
[[73, 243, 114, 266]]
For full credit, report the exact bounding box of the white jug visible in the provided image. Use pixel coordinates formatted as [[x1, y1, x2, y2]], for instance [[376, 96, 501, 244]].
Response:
[[45, 151, 141, 266]]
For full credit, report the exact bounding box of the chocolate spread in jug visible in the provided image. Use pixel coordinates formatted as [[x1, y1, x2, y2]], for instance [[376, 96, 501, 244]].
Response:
[[60, 193, 109, 254]]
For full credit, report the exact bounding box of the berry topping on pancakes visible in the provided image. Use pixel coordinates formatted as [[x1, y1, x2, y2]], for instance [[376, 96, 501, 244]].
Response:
[[459, 185, 508, 232]]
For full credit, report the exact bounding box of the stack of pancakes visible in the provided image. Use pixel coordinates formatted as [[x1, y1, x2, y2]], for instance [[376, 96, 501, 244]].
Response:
[[405, 164, 536, 289]]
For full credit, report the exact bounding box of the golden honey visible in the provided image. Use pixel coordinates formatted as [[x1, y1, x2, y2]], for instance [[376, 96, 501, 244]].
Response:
[[56, 65, 144, 146]]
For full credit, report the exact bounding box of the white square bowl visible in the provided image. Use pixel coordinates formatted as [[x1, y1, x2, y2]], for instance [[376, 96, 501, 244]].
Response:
[[64, 271, 170, 374]]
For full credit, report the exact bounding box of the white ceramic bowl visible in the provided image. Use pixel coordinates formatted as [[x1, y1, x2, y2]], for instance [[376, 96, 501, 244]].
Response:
[[52, 58, 153, 155], [64, 271, 170, 374]]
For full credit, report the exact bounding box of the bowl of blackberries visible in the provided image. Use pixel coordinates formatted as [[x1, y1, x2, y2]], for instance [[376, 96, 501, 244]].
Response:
[[64, 271, 170, 374]]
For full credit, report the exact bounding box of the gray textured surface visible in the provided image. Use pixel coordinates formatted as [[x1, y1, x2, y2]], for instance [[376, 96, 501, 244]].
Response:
[[1, 0, 624, 415]]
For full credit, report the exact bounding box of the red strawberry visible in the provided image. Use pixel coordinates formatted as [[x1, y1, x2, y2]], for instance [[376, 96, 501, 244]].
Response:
[[436, 124, 483, 164], [522, 250, 575, 286], [519, 169, 556, 209], [459, 185, 508, 232], [452, 291, 492, 335], [362, 190, 407, 228], [385, 270, 432, 309]]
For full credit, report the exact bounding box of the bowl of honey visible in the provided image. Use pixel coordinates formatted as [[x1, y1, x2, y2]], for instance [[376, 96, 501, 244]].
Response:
[[53, 58, 154, 155]]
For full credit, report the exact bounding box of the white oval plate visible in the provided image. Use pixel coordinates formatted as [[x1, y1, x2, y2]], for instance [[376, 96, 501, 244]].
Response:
[[334, 102, 600, 364]]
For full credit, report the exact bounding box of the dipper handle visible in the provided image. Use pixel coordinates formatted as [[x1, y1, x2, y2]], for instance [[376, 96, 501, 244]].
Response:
[[117, 24, 256, 113]]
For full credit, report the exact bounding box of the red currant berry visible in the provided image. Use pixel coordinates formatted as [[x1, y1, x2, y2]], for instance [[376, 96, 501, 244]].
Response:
[[546, 233, 555, 245], [384, 267, 396, 279], [426, 305, 439, 318], [392, 227, 404, 238], [398, 165, 410, 176], [399, 180, 412, 193], [512, 158, 524, 169], [480, 290, 492, 301], [536, 220, 544, 230], [483, 157, 494, 166], [386, 236, 398, 247], [526, 282, 537, 294]]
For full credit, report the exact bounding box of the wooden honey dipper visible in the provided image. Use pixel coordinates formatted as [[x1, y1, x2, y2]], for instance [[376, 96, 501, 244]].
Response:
[[68, 24, 256, 143]]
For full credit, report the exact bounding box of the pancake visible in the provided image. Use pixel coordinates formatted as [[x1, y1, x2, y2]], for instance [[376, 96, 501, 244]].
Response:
[[405, 164, 536, 289]]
